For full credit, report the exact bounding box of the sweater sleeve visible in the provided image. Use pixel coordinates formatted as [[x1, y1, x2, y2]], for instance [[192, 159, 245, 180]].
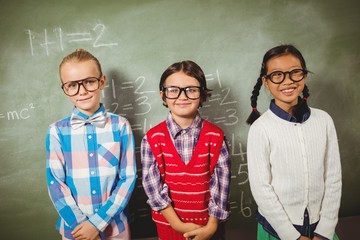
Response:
[[314, 115, 342, 239], [247, 122, 301, 240]]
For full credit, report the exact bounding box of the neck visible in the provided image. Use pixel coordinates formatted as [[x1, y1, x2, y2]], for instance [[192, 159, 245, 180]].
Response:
[[171, 113, 197, 129], [275, 101, 298, 115]]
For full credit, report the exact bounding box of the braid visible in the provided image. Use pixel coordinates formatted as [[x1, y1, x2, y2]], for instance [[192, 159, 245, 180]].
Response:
[[246, 77, 263, 125], [293, 84, 310, 121], [302, 84, 310, 100]]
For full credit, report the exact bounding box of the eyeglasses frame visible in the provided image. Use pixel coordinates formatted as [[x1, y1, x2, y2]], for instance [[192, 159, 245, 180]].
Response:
[[161, 86, 204, 100], [61, 76, 102, 96], [264, 69, 308, 84]]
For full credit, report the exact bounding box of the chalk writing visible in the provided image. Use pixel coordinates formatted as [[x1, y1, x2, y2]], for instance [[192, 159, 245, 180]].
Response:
[[0, 103, 36, 121], [26, 23, 118, 56], [102, 75, 156, 118], [202, 70, 239, 126]]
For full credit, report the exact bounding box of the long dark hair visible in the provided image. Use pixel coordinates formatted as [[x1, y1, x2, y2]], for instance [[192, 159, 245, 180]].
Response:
[[246, 44, 310, 125], [159, 60, 211, 107]]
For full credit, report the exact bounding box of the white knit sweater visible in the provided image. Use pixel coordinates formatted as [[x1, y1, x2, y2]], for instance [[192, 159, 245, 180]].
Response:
[[247, 108, 342, 240]]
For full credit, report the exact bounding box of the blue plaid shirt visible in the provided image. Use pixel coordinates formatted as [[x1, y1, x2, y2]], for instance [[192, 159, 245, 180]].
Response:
[[46, 104, 136, 239]]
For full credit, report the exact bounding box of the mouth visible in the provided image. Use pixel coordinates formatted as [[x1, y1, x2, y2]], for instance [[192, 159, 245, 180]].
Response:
[[77, 96, 92, 102], [176, 102, 191, 107], [281, 87, 296, 95]]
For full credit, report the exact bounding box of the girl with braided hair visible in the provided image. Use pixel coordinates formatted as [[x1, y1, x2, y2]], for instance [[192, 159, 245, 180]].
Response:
[[246, 45, 341, 240]]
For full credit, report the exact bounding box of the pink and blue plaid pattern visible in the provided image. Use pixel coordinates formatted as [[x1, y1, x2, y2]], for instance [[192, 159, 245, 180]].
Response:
[[46, 105, 136, 239]]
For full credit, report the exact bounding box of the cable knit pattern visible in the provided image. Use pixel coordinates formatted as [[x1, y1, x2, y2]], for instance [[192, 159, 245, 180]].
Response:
[[247, 108, 342, 240], [147, 120, 224, 239]]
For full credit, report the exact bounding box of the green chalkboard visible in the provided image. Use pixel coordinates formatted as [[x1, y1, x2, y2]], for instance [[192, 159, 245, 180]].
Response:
[[0, 0, 359, 239]]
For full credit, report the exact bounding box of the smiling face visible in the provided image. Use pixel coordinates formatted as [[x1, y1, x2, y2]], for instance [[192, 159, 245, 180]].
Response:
[[60, 60, 105, 116], [262, 54, 307, 113], [160, 71, 201, 127]]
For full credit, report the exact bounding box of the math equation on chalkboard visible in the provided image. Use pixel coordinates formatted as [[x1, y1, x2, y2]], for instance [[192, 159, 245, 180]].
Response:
[[26, 23, 118, 56]]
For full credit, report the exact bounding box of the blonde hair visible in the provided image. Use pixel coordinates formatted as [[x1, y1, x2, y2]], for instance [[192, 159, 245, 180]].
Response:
[[59, 49, 103, 79]]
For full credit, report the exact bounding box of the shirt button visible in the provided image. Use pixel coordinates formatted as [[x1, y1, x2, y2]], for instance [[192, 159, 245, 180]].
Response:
[[50, 181, 54, 185], [94, 208, 98, 212], [88, 135, 92, 139], [91, 171, 95, 175], [89, 153, 94, 157], [92, 190, 96, 194]]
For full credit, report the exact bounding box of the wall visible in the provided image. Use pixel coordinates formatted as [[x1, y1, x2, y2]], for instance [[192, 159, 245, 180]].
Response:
[[0, 0, 359, 239]]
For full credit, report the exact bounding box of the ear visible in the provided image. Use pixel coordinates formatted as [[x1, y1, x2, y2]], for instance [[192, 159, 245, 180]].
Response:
[[99, 74, 106, 90], [160, 90, 167, 107], [262, 76, 269, 89], [303, 75, 308, 84]]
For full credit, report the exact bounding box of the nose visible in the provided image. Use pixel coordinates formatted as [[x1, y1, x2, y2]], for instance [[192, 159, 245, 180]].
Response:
[[283, 72, 293, 84], [178, 89, 188, 99], [78, 82, 88, 94]]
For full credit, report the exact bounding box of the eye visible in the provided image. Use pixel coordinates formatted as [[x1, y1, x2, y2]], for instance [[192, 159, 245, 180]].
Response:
[[84, 79, 97, 85], [271, 71, 283, 77], [291, 69, 304, 75], [67, 82, 78, 89], [167, 87, 179, 93], [186, 87, 199, 93]]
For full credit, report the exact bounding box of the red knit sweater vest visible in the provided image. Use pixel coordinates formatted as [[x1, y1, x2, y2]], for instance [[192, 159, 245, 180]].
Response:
[[146, 120, 224, 240]]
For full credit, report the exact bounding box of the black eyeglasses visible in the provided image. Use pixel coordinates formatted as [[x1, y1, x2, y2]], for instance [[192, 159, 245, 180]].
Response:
[[61, 77, 101, 96], [264, 69, 308, 84], [162, 86, 203, 100]]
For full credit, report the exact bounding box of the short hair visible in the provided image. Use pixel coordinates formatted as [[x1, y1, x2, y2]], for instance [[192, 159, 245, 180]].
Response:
[[59, 49, 102, 81]]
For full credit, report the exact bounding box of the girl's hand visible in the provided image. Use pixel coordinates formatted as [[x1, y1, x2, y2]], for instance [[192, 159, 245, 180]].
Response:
[[71, 221, 100, 240], [312, 237, 323, 240]]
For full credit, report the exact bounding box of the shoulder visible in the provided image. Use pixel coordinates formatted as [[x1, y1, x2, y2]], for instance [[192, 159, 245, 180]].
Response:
[[106, 112, 131, 127], [48, 116, 71, 130], [249, 110, 273, 130], [203, 120, 224, 135], [309, 107, 333, 120], [146, 121, 167, 136]]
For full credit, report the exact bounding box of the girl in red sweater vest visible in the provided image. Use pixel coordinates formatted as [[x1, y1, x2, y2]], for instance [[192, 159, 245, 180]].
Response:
[[141, 61, 231, 240]]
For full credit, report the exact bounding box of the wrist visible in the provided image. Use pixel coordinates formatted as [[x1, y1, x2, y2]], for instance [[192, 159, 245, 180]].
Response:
[[205, 217, 218, 233]]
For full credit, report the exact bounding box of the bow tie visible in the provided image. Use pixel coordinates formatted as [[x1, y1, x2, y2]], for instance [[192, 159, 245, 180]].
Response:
[[70, 112, 106, 129]]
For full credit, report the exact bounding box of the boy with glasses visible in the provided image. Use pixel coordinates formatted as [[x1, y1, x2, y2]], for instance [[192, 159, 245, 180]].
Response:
[[141, 60, 231, 240], [46, 49, 136, 240]]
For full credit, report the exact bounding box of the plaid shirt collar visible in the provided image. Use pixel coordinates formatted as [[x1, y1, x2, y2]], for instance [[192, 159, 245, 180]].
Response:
[[72, 103, 106, 119], [165, 111, 203, 139]]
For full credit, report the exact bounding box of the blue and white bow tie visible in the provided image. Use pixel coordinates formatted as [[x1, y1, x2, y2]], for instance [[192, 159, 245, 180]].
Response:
[[70, 111, 106, 129]]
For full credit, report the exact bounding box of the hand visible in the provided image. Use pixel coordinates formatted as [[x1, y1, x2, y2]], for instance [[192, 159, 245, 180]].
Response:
[[312, 237, 323, 240], [72, 220, 100, 240], [183, 217, 218, 240], [160, 205, 202, 234], [298, 236, 311, 240], [173, 221, 202, 234]]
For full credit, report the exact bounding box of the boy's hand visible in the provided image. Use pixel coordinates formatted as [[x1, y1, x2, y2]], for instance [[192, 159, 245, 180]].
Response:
[[183, 217, 218, 240], [72, 220, 100, 240], [174, 222, 202, 234]]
